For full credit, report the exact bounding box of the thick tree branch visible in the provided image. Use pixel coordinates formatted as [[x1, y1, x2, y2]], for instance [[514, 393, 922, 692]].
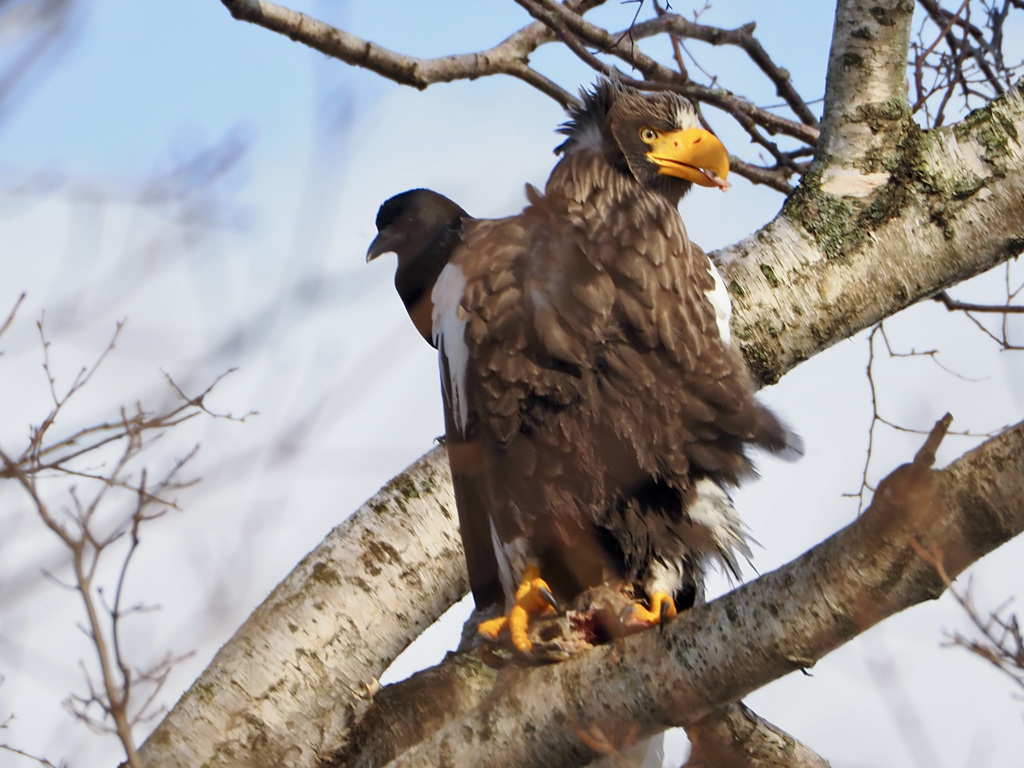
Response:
[[373, 419, 1024, 767], [684, 703, 832, 768], [329, 652, 498, 768], [136, 447, 467, 768], [720, 80, 1024, 386], [818, 0, 915, 169], [337, 688, 830, 768]]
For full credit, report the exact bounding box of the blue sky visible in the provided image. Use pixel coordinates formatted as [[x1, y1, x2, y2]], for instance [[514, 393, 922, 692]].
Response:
[[1, 2, 1023, 767], [1, 0, 836, 175]]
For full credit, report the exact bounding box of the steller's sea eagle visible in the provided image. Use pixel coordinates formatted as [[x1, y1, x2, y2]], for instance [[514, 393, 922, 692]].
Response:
[[368, 80, 799, 657]]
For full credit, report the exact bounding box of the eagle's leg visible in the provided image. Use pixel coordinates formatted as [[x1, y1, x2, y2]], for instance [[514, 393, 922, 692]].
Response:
[[478, 565, 557, 652], [629, 592, 678, 626]]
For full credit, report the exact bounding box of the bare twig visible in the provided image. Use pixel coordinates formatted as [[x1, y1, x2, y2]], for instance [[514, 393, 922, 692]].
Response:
[[0, 741, 63, 768], [0, 316, 244, 766], [0, 292, 25, 343], [845, 324, 1004, 511], [911, 0, 1024, 126], [913, 541, 1024, 695], [934, 289, 1024, 313], [933, 260, 1024, 350], [219, 0, 590, 107], [516, 0, 820, 145], [634, 13, 820, 127]]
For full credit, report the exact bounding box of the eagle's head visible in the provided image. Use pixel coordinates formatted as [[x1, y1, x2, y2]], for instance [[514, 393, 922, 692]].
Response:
[[557, 80, 730, 201]]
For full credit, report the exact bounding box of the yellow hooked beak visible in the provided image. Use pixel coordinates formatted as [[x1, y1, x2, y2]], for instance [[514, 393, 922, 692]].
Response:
[[642, 127, 730, 190]]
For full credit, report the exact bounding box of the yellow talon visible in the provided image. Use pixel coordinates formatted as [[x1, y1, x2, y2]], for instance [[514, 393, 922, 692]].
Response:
[[631, 591, 677, 625], [477, 615, 506, 640], [508, 604, 533, 651], [477, 565, 557, 652]]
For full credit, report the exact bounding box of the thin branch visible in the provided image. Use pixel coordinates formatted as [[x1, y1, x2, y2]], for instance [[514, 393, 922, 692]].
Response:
[[161, 368, 258, 422], [729, 157, 797, 194], [934, 289, 1024, 313], [372, 420, 1024, 767], [219, 0, 593, 107], [223, 0, 820, 192], [0, 292, 25, 343], [2, 315, 240, 766], [846, 324, 1002, 511], [634, 14, 819, 127], [0, 742, 63, 768], [911, 0, 1024, 125], [912, 542, 1024, 694], [517, 0, 819, 145], [31, 318, 125, 458]]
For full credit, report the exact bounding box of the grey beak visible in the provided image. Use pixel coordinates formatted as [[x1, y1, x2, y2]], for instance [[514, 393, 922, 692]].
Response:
[[366, 231, 399, 263]]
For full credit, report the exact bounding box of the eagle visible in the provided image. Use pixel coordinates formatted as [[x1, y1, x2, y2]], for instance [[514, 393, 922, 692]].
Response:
[[368, 81, 798, 656]]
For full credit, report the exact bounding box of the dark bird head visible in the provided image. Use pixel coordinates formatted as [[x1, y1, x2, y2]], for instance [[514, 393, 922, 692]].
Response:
[[367, 188, 470, 346], [556, 80, 730, 202]]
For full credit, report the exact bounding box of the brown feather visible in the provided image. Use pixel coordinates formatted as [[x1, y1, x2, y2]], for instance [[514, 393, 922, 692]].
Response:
[[394, 82, 801, 622], [441, 131, 796, 609]]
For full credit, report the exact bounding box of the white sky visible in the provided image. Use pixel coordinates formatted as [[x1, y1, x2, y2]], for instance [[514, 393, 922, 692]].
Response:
[[0, 1, 1022, 766]]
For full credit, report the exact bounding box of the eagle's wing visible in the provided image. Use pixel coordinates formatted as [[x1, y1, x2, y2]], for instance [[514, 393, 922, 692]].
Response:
[[437, 347, 504, 611]]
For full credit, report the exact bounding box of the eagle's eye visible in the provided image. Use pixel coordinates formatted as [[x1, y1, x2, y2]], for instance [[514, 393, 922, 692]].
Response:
[[639, 127, 659, 144]]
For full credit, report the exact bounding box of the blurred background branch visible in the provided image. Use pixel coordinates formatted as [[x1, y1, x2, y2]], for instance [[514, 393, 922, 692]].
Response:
[[0, 0, 82, 125], [0, 306, 250, 766]]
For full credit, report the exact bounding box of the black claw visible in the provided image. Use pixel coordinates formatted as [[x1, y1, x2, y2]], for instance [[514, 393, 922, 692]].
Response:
[[659, 599, 672, 634], [538, 585, 561, 613]]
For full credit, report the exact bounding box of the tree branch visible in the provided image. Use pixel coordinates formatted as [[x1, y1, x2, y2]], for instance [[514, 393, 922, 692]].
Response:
[[683, 702, 832, 768], [719, 79, 1024, 386], [515, 0, 820, 146], [136, 446, 467, 767], [934, 288, 1024, 313], [632, 15, 820, 129], [817, 0, 915, 169], [1, 326, 233, 765], [371, 418, 1024, 767], [219, 0, 594, 106], [223, 0, 821, 189]]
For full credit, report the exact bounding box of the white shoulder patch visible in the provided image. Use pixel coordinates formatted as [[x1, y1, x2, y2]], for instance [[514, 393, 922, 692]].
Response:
[[704, 258, 732, 346], [432, 262, 470, 432]]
